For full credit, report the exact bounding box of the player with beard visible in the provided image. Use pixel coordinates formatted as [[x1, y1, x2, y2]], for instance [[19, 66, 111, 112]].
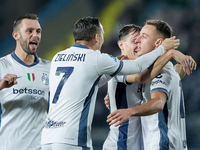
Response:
[[0, 14, 51, 150]]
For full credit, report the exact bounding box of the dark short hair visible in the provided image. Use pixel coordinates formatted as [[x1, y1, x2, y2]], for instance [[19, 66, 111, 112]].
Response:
[[73, 16, 102, 42], [145, 19, 172, 39], [118, 24, 141, 40], [13, 14, 39, 31]]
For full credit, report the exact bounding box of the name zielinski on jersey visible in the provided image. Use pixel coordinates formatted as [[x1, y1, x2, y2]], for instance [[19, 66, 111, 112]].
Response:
[[54, 53, 86, 62]]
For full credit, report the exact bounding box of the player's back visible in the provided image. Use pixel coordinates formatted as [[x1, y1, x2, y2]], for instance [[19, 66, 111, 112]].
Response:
[[42, 43, 122, 149]]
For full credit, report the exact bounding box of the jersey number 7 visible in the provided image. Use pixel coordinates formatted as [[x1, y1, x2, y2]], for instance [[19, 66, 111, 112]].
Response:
[[52, 67, 74, 103]]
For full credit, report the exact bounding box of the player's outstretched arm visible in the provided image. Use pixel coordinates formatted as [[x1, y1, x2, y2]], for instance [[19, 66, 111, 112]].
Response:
[[126, 50, 177, 83], [119, 45, 165, 75], [119, 37, 181, 76], [126, 50, 197, 83], [107, 91, 167, 127], [0, 74, 18, 90]]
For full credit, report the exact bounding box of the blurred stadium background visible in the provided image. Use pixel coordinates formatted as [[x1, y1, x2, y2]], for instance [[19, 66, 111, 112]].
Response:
[[0, 0, 200, 149]]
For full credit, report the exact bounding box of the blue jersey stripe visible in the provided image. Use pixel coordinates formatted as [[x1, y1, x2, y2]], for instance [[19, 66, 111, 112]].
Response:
[[78, 76, 101, 148], [72, 43, 90, 49], [110, 60, 123, 77], [151, 88, 169, 98], [11, 51, 40, 67], [179, 81, 185, 118], [158, 110, 169, 150], [115, 82, 128, 150], [151, 87, 169, 149], [118, 121, 129, 150]]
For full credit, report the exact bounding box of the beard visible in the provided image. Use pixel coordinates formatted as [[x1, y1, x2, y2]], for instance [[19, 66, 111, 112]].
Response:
[[19, 38, 37, 55]]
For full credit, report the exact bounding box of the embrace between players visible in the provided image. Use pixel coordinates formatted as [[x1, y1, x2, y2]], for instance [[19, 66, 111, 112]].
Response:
[[0, 13, 196, 150]]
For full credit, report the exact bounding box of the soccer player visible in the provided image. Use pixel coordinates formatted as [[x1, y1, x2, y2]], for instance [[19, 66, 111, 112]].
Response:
[[41, 16, 180, 150], [102, 24, 196, 150], [0, 14, 51, 150], [107, 20, 197, 150], [103, 24, 144, 150]]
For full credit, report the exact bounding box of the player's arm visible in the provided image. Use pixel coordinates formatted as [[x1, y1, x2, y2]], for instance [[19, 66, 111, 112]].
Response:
[[126, 50, 197, 83], [0, 74, 18, 90], [107, 91, 167, 127], [118, 37, 179, 76], [174, 55, 196, 79], [174, 64, 185, 79]]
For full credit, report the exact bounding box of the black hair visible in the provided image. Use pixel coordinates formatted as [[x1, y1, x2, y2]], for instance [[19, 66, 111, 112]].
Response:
[[73, 16, 102, 42], [13, 14, 39, 31]]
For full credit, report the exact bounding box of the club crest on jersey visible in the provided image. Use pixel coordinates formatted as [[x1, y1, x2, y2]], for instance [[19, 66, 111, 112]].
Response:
[[41, 73, 49, 85], [27, 73, 35, 81]]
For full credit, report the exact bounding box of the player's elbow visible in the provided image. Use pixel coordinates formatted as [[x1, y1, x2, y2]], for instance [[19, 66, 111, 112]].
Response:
[[157, 104, 164, 112], [156, 100, 166, 112], [137, 76, 147, 83]]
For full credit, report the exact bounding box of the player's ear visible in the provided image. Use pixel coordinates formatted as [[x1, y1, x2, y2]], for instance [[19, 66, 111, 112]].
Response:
[[118, 40, 123, 50], [94, 34, 99, 42], [12, 31, 19, 40], [155, 38, 163, 47]]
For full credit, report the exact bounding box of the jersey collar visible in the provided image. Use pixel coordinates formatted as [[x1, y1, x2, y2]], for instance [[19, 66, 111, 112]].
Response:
[[11, 51, 40, 67], [72, 43, 89, 49]]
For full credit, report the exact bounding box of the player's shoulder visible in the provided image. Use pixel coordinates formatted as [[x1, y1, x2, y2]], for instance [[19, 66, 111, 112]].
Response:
[[0, 54, 11, 65], [39, 58, 51, 65], [98, 52, 119, 62], [37, 57, 51, 70], [163, 61, 174, 70], [160, 62, 174, 74]]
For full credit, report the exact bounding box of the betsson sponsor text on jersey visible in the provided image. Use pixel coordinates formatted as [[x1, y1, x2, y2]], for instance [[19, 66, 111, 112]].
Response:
[[13, 87, 45, 96]]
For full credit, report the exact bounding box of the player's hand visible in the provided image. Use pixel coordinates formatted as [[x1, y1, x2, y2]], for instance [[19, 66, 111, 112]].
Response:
[[162, 36, 180, 52], [104, 93, 110, 109], [0, 74, 18, 90], [173, 50, 197, 75], [181, 55, 196, 75], [107, 108, 132, 127], [116, 55, 129, 60]]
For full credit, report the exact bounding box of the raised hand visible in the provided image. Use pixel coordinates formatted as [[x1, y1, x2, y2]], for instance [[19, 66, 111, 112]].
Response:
[[162, 36, 180, 52], [182, 55, 197, 74], [0, 74, 18, 90], [172, 50, 197, 75]]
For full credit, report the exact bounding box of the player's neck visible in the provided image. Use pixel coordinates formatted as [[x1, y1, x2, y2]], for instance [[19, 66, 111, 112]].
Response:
[[76, 40, 98, 51], [14, 49, 35, 65]]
